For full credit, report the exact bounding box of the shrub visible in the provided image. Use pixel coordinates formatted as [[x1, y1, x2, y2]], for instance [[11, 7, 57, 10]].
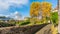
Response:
[[50, 12, 58, 26], [0, 22, 15, 27]]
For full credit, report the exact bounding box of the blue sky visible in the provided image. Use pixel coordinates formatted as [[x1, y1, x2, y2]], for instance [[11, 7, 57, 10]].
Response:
[[0, 0, 58, 19]]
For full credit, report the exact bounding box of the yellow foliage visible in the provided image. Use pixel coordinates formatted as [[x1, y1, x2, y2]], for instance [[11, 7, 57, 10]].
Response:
[[30, 2, 52, 24], [51, 25, 57, 34], [30, 2, 41, 17], [41, 2, 52, 17], [30, 2, 52, 17]]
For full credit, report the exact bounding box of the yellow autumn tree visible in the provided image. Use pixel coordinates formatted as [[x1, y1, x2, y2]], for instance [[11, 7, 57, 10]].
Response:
[[41, 2, 52, 17], [30, 2, 52, 24], [41, 2, 52, 23], [30, 2, 41, 24], [30, 2, 41, 17]]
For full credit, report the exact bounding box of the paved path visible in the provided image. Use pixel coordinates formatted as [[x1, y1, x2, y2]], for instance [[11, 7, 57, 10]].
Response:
[[0, 23, 52, 34], [35, 24, 52, 34], [0, 24, 48, 34]]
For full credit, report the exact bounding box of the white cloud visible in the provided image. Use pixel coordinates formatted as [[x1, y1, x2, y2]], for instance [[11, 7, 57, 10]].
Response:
[[9, 11, 24, 20], [0, 0, 29, 20], [0, 11, 25, 20], [0, 1, 9, 10], [0, 14, 8, 16], [0, 11, 24, 20], [0, 0, 29, 11], [6, 0, 29, 5], [0, 14, 5, 16]]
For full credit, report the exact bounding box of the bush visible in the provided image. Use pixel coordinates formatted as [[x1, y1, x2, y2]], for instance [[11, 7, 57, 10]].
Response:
[[20, 21, 30, 25], [19, 18, 30, 25], [16, 19, 30, 26], [0, 22, 15, 27], [50, 12, 58, 26]]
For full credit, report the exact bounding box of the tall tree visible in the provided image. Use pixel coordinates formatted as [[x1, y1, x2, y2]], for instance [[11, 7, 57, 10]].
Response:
[[30, 2, 41, 24], [41, 2, 52, 23], [30, 2, 41, 17], [41, 2, 52, 17], [30, 2, 52, 24]]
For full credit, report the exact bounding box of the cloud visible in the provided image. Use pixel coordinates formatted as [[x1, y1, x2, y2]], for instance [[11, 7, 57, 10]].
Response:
[[0, 11, 24, 20], [0, 14, 5, 16], [0, 0, 29, 12], [9, 11, 24, 20], [0, 0, 29, 20], [12, 11, 22, 18], [6, 0, 29, 5]]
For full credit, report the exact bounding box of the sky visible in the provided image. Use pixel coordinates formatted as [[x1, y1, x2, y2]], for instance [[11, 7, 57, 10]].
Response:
[[0, 0, 58, 19]]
